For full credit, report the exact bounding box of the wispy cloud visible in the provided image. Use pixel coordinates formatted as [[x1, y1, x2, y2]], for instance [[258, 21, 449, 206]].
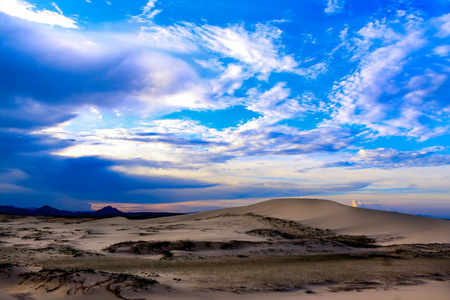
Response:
[[325, 12, 450, 141], [47, 115, 354, 171], [139, 22, 302, 78], [323, 147, 450, 170], [50, 2, 62, 15], [432, 13, 450, 38], [245, 83, 303, 119], [351, 200, 450, 219], [130, 0, 162, 23], [433, 45, 450, 56]]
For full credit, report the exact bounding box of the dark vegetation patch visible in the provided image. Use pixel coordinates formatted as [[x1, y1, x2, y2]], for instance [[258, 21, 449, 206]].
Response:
[[32, 245, 102, 257], [384, 243, 450, 258], [0, 262, 14, 277], [204, 213, 377, 248], [254, 214, 376, 246], [327, 281, 383, 292], [246, 229, 297, 239], [56, 246, 88, 257], [19, 268, 158, 299], [105, 212, 384, 257], [104, 240, 271, 255], [0, 262, 13, 270], [0, 228, 13, 237], [215, 213, 377, 247], [330, 235, 378, 248]]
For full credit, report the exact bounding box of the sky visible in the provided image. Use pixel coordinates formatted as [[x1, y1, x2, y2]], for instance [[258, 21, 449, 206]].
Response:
[[0, 0, 449, 217]]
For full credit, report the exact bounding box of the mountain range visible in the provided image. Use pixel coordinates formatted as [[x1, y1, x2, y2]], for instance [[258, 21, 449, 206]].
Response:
[[0, 205, 183, 219]]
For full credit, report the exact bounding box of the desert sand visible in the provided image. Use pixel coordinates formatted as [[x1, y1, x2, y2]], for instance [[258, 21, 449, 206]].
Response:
[[0, 198, 449, 299]]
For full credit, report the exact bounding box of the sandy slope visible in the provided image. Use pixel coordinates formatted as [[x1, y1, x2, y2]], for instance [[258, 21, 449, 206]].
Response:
[[0, 198, 449, 300], [156, 198, 450, 244]]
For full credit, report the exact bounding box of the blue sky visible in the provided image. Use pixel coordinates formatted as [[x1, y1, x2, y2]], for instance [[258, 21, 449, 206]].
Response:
[[0, 0, 449, 217]]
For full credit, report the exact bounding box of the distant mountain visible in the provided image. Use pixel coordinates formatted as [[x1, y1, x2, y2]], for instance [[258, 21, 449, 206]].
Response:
[[0, 205, 32, 215], [34, 205, 74, 216], [94, 206, 124, 215], [0, 204, 184, 219], [0, 205, 74, 217]]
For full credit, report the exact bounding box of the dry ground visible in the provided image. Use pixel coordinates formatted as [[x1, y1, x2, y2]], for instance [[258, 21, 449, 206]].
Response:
[[0, 199, 449, 299]]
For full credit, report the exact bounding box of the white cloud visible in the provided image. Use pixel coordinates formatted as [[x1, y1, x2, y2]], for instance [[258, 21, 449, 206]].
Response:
[[89, 106, 102, 119], [130, 0, 162, 23], [385, 71, 448, 141], [0, 0, 78, 28], [230, 122, 353, 157], [245, 83, 305, 120], [137, 22, 327, 113], [324, 0, 346, 15], [340, 19, 401, 62], [154, 85, 212, 110], [195, 23, 298, 77], [138, 23, 199, 53], [137, 21, 332, 117], [0, 12, 207, 120], [396, 10, 406, 17], [433, 13, 450, 38], [50, 2, 62, 15], [140, 22, 300, 77], [325, 14, 450, 140], [434, 44, 450, 56], [142, 119, 221, 140], [3, 0, 449, 212], [211, 64, 249, 96], [51, 120, 226, 169], [325, 147, 450, 169], [47, 109, 354, 172]]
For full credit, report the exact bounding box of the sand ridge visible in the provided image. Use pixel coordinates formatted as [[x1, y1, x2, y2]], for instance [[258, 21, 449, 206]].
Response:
[[156, 198, 450, 244], [0, 198, 449, 299]]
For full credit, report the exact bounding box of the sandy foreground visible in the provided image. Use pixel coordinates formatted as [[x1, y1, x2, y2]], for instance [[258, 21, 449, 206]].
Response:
[[0, 198, 449, 299]]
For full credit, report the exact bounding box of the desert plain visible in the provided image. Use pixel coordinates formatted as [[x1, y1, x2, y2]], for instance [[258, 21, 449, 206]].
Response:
[[0, 198, 449, 299]]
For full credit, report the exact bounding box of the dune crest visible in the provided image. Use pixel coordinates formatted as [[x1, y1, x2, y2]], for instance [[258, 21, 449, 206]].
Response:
[[1, 198, 449, 299], [165, 198, 450, 244]]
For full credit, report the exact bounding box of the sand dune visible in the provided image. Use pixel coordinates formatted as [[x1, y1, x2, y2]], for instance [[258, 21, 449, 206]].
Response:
[[160, 198, 450, 244], [0, 198, 449, 299]]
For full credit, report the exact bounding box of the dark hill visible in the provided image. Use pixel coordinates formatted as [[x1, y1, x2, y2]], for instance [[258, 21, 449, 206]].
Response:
[[94, 206, 124, 215], [34, 205, 74, 216], [0, 204, 184, 219]]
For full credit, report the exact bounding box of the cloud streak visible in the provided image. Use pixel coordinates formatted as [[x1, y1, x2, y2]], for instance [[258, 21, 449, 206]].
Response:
[[130, 0, 162, 23], [324, 147, 450, 170]]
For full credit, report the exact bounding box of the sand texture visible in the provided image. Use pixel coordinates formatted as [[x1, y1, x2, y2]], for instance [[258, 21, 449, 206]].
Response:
[[0, 198, 449, 299]]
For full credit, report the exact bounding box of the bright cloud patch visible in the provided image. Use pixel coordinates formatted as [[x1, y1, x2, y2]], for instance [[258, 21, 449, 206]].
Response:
[[139, 22, 301, 77], [0, 0, 78, 28], [324, 0, 347, 15]]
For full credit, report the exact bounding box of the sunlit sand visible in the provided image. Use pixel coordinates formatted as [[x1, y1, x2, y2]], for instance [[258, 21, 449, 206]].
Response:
[[0, 198, 449, 299]]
